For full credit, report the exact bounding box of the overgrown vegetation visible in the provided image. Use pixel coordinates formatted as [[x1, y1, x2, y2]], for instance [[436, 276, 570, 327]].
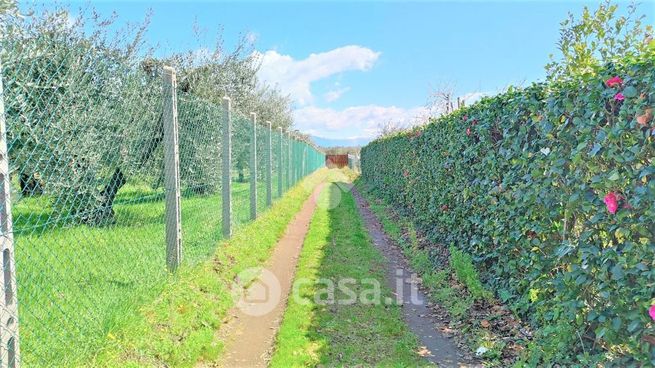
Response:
[[449, 246, 491, 302], [270, 182, 427, 367], [357, 182, 522, 364], [361, 2, 655, 365], [546, 0, 653, 82]]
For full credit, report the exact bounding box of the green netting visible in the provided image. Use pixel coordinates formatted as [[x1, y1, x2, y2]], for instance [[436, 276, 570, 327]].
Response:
[[2, 14, 170, 366], [255, 121, 269, 215], [231, 109, 255, 228], [177, 92, 223, 265]]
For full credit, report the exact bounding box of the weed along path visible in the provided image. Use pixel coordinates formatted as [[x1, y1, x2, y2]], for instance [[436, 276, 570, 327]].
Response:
[[208, 184, 323, 367], [352, 188, 477, 367]]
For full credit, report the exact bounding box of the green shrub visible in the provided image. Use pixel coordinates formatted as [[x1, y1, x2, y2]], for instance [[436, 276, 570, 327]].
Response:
[[361, 53, 655, 364], [449, 247, 491, 301]]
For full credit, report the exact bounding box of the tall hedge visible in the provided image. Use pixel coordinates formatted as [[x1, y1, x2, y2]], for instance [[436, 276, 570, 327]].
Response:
[[361, 55, 655, 365]]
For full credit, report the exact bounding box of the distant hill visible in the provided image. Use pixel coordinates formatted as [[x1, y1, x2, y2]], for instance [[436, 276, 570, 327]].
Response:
[[310, 135, 372, 148]]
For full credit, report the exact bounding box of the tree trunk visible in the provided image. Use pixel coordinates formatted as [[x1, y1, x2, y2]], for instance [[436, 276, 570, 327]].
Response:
[[20, 172, 43, 196], [82, 168, 127, 226]]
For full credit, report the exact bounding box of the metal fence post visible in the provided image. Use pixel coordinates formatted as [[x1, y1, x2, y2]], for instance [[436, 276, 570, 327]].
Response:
[[222, 97, 232, 238], [302, 145, 307, 178], [249, 112, 257, 220], [162, 66, 182, 272], [277, 127, 283, 198], [0, 59, 20, 368], [286, 132, 291, 190], [292, 138, 297, 184], [265, 121, 272, 207], [294, 140, 299, 183]]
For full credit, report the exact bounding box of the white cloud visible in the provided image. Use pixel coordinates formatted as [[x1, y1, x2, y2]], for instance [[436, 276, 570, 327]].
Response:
[[255, 46, 380, 105], [293, 105, 427, 139], [460, 91, 490, 105], [324, 87, 351, 102]]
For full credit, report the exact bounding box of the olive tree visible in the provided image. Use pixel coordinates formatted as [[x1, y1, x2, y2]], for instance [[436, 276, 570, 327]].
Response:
[[1, 5, 296, 225]]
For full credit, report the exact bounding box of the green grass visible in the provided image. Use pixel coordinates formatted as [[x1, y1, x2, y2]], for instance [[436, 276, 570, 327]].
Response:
[[87, 170, 328, 367], [449, 246, 492, 301], [355, 180, 476, 318], [270, 182, 428, 367], [12, 172, 320, 367]]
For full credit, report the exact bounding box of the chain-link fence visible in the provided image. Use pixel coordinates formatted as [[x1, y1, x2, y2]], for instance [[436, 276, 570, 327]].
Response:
[[0, 37, 324, 368]]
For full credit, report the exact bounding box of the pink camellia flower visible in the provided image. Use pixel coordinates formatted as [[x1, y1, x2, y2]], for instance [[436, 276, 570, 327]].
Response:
[[605, 76, 623, 88], [462, 115, 468, 121], [403, 170, 409, 178], [649, 305, 655, 321], [614, 92, 625, 101], [604, 192, 619, 214], [466, 128, 471, 136]]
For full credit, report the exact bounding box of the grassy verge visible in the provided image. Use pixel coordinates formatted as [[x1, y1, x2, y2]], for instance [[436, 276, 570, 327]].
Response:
[[270, 182, 427, 367], [355, 179, 527, 365], [80, 169, 329, 367], [14, 178, 286, 366]]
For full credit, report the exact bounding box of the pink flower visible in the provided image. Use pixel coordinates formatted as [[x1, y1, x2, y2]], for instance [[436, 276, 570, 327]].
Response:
[[466, 128, 471, 136], [403, 170, 409, 178], [605, 76, 623, 88], [604, 192, 619, 214], [462, 115, 468, 121], [649, 305, 655, 321], [614, 92, 625, 101]]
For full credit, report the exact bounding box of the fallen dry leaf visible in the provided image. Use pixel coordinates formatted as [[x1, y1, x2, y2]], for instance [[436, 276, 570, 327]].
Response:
[[481, 319, 491, 328], [637, 108, 653, 126], [416, 346, 432, 357]]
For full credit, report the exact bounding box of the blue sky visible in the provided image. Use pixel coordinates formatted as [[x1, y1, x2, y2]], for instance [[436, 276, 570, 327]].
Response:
[[25, 1, 655, 144]]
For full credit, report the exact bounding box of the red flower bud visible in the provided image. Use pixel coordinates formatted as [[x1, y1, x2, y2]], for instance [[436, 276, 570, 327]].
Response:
[[605, 76, 623, 88], [604, 192, 619, 214]]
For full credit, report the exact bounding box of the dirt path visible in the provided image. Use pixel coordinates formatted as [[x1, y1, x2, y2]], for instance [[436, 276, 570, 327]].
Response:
[[352, 188, 479, 368], [205, 186, 322, 368]]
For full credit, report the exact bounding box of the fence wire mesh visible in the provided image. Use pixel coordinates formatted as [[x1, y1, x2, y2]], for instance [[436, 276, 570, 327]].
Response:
[[255, 121, 268, 215], [231, 109, 254, 228], [0, 22, 325, 367], [177, 91, 223, 265]]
